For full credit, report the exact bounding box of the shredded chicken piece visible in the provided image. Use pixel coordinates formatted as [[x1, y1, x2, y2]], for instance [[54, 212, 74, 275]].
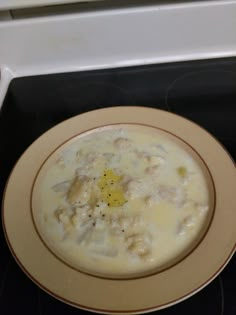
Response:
[[157, 185, 186, 208], [71, 205, 92, 227], [145, 194, 161, 207], [86, 152, 100, 163], [124, 179, 144, 199], [177, 215, 196, 236], [77, 221, 93, 243], [114, 138, 132, 150], [67, 175, 93, 205], [125, 234, 151, 257], [146, 155, 165, 167], [56, 157, 65, 168], [54, 207, 73, 230], [145, 165, 160, 175]]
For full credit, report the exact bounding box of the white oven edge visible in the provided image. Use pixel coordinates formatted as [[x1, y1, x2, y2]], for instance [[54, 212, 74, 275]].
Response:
[[0, 1, 236, 107], [0, 67, 12, 106]]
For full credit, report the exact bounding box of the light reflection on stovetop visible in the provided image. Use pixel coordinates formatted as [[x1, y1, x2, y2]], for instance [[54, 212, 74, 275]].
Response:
[[165, 69, 236, 140], [0, 57, 235, 315]]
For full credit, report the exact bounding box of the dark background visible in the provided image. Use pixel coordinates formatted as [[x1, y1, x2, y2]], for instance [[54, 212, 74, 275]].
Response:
[[0, 57, 235, 315]]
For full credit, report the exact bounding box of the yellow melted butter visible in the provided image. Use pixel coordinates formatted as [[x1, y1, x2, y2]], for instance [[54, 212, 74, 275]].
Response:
[[177, 166, 187, 177], [97, 169, 127, 207]]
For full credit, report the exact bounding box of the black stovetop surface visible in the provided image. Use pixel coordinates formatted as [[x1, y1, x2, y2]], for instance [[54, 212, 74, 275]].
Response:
[[0, 57, 235, 315]]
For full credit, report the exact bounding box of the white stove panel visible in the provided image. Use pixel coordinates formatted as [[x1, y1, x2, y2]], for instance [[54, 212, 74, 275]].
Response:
[[0, 1, 236, 105]]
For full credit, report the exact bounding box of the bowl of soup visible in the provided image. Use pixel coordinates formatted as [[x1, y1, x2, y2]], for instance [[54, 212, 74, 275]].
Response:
[[32, 124, 214, 279], [3, 107, 236, 313]]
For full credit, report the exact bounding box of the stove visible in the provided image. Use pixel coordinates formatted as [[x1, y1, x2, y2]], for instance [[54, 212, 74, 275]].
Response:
[[0, 1, 236, 314], [0, 57, 235, 315]]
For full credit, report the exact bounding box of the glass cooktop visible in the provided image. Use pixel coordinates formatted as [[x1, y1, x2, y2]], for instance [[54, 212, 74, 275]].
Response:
[[0, 57, 235, 315]]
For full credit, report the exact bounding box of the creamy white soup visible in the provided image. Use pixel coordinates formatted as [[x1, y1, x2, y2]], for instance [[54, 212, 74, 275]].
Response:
[[35, 125, 211, 277]]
